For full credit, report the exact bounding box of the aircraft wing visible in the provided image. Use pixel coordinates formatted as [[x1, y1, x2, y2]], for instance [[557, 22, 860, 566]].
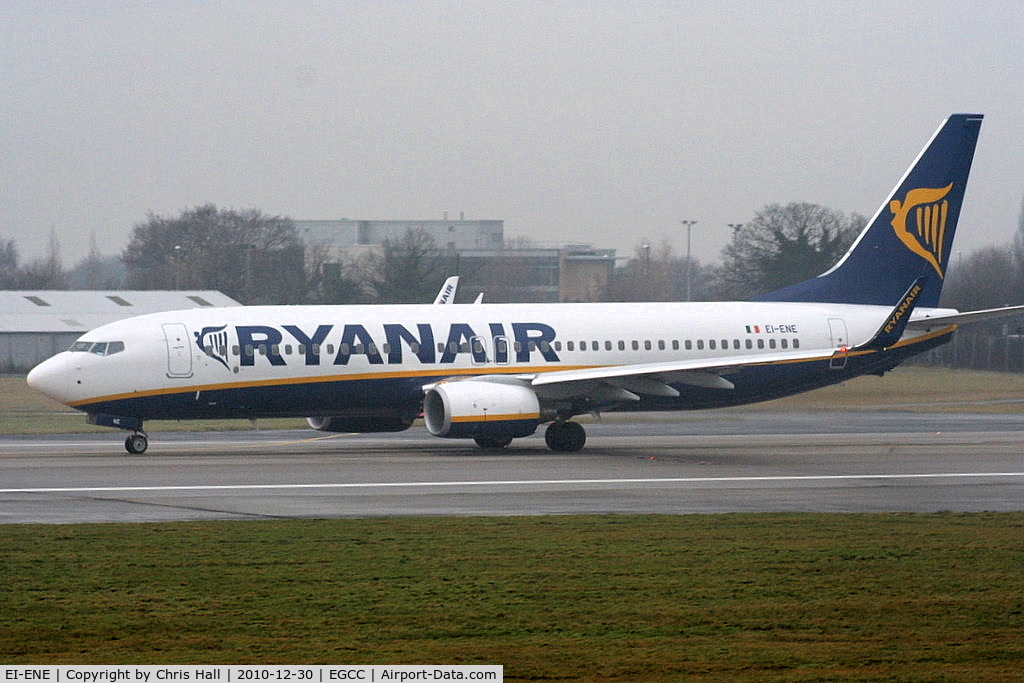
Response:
[[525, 346, 837, 400], [909, 304, 1024, 329]]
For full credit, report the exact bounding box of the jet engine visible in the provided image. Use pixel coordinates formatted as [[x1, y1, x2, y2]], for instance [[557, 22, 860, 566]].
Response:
[[423, 380, 541, 440]]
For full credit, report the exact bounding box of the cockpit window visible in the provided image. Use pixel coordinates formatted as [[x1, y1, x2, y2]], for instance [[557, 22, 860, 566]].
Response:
[[70, 341, 125, 355]]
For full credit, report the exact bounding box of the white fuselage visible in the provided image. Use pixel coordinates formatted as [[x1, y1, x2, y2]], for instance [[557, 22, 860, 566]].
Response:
[[27, 300, 952, 420]]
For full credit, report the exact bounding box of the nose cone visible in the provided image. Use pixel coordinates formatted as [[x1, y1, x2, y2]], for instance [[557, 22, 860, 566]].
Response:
[[27, 353, 72, 405]]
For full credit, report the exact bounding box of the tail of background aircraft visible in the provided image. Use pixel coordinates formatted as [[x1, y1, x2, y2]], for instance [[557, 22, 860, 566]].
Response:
[[759, 113, 983, 307]]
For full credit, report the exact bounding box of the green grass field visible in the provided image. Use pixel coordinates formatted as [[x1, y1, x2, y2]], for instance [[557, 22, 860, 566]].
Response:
[[4, 368, 1024, 678], [1, 515, 1022, 679]]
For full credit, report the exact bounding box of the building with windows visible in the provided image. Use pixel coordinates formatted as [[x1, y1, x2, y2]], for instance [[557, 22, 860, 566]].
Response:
[[296, 218, 504, 259], [296, 218, 616, 303]]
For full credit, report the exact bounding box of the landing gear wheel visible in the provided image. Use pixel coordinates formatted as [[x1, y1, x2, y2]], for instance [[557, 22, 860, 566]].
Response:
[[124, 432, 148, 455], [474, 435, 513, 449], [545, 421, 586, 452]]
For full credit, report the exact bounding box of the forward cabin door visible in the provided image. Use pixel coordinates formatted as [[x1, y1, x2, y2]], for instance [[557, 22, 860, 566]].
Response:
[[162, 323, 193, 378]]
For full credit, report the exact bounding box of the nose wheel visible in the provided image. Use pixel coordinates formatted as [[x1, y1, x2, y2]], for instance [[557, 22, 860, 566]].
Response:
[[124, 432, 149, 454]]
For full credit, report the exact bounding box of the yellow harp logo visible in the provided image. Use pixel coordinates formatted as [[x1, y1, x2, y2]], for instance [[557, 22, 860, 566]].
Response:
[[889, 183, 953, 278]]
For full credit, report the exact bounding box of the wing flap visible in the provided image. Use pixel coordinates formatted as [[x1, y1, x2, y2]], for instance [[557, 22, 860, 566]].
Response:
[[528, 347, 836, 400]]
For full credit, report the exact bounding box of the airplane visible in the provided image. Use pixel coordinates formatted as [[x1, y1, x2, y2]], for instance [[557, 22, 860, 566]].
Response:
[[27, 113, 1020, 455]]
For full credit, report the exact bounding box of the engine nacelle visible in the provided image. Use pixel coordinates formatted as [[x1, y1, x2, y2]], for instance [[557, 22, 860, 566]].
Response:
[[423, 380, 541, 439], [306, 413, 414, 433]]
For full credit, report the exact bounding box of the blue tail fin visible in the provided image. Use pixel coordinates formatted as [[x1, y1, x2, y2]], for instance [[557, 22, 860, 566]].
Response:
[[758, 114, 983, 307]]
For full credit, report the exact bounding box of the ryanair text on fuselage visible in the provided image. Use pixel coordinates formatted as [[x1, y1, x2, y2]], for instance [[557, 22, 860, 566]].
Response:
[[197, 321, 561, 369]]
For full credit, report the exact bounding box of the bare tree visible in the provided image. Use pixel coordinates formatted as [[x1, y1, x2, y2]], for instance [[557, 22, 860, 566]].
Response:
[[364, 228, 447, 303], [122, 205, 306, 303], [714, 203, 863, 300], [0, 237, 19, 288], [19, 229, 68, 289]]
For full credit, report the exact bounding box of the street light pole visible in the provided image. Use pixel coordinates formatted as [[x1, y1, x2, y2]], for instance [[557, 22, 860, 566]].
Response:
[[681, 220, 697, 301]]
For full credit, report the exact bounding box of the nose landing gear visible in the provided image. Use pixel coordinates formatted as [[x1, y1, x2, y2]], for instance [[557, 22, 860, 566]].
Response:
[[124, 431, 149, 455]]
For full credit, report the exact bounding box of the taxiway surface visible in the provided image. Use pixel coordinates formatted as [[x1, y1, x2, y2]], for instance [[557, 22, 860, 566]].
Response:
[[1, 412, 1023, 524]]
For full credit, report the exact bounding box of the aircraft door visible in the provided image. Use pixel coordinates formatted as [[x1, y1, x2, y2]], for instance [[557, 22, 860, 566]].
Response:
[[828, 317, 849, 370], [493, 335, 510, 364], [163, 323, 193, 378]]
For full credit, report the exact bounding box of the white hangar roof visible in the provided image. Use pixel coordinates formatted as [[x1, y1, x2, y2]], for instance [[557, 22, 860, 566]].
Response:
[[0, 291, 242, 334]]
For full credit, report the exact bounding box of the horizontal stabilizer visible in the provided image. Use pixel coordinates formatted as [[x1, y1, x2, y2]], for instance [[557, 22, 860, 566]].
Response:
[[909, 304, 1024, 329]]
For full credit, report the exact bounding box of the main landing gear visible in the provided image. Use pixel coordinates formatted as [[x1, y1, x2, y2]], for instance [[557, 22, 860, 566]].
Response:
[[545, 420, 586, 452], [124, 431, 149, 454]]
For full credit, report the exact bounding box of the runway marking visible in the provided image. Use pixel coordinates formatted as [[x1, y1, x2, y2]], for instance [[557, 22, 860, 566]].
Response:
[[3, 472, 1024, 494]]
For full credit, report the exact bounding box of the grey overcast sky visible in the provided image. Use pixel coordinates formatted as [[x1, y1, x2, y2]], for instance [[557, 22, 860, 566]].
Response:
[[3, 1, 1023, 267]]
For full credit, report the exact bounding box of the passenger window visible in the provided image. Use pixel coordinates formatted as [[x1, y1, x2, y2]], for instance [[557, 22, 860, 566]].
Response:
[[580, 340, 587, 350], [781, 339, 788, 349], [658, 340, 665, 351], [567, 341, 575, 351], [733, 339, 740, 350], [605, 341, 612, 351], [592, 341, 599, 351], [631, 340, 639, 351], [672, 340, 679, 351], [709, 340, 716, 350], [555, 341, 563, 351], [722, 339, 729, 349], [697, 340, 704, 350], [618, 341, 625, 351], [685, 340, 692, 350], [769, 339, 777, 349], [745, 339, 753, 349], [644, 340, 652, 350], [793, 338, 800, 349], [757, 339, 765, 349]]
